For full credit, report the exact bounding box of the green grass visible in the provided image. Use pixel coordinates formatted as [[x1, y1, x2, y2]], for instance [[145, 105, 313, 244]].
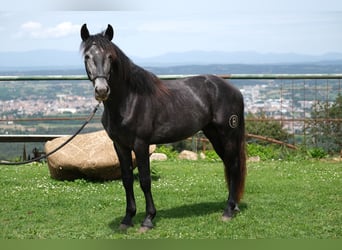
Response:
[[0, 159, 341, 239]]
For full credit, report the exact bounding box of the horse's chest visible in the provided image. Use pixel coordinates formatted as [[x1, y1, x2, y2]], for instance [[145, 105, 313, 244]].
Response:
[[101, 112, 124, 139], [101, 111, 144, 147]]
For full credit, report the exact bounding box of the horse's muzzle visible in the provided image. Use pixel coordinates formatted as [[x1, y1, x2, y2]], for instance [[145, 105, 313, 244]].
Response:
[[94, 80, 110, 101]]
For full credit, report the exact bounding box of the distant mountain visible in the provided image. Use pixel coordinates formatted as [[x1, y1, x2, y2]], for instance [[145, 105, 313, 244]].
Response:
[[146, 63, 342, 75], [0, 50, 82, 70], [1, 49, 342, 70], [135, 50, 342, 66]]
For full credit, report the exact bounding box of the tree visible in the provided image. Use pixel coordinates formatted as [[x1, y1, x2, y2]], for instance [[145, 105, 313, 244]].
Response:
[[245, 113, 290, 144], [307, 94, 342, 153]]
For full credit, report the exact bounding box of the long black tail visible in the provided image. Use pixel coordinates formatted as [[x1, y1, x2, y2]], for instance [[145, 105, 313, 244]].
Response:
[[237, 127, 247, 202]]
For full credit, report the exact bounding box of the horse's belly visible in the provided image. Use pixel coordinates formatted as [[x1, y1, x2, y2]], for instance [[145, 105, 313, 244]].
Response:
[[150, 116, 208, 144]]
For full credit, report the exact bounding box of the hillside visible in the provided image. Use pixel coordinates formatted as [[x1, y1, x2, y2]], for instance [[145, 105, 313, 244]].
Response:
[[1, 49, 342, 70], [1, 62, 341, 76]]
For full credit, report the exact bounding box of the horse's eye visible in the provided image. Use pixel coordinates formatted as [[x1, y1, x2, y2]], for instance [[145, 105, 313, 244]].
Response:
[[85, 55, 90, 60]]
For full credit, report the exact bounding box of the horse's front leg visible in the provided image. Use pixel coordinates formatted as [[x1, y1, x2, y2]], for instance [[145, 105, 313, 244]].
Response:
[[114, 142, 136, 229], [134, 140, 156, 231]]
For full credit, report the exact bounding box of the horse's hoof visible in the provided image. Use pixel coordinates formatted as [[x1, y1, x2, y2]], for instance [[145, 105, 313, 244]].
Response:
[[138, 226, 152, 233], [119, 223, 133, 231], [222, 204, 240, 221], [222, 215, 233, 222], [234, 206, 240, 213]]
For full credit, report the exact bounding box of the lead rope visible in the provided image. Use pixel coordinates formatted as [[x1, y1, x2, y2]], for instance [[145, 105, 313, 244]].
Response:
[[0, 102, 101, 166]]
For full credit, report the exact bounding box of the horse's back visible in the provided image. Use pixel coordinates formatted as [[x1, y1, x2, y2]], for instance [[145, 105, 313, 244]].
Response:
[[169, 74, 243, 112], [166, 74, 241, 96]]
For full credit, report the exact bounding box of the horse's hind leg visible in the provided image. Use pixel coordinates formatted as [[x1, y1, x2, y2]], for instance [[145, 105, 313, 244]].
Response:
[[221, 143, 246, 220], [203, 125, 246, 220]]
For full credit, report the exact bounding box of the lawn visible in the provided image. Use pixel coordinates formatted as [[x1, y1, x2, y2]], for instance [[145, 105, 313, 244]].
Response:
[[0, 159, 340, 239]]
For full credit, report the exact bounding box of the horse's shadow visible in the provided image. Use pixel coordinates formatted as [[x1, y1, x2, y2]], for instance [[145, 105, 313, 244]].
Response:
[[108, 201, 248, 232]]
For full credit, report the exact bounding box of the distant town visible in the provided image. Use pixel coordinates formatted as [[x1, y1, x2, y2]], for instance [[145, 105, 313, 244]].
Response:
[[1, 93, 97, 118], [0, 64, 341, 136]]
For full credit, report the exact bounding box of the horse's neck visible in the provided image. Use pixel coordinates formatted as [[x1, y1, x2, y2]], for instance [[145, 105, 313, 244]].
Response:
[[104, 73, 130, 108], [105, 62, 154, 108], [102, 76, 137, 128]]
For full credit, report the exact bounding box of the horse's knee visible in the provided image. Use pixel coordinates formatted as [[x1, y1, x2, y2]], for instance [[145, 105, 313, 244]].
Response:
[[139, 176, 152, 193], [127, 205, 136, 217]]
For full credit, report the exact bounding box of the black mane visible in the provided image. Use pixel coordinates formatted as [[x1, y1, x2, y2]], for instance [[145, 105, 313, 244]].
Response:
[[129, 64, 168, 96]]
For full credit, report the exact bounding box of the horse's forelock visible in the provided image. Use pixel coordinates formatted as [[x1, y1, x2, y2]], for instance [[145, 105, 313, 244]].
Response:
[[80, 34, 116, 57]]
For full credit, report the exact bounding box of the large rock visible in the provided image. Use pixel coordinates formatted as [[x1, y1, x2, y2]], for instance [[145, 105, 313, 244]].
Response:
[[45, 130, 156, 181], [178, 150, 198, 160]]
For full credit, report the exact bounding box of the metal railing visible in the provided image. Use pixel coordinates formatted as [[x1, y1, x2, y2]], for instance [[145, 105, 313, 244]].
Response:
[[1, 74, 342, 148], [1, 73, 342, 81]]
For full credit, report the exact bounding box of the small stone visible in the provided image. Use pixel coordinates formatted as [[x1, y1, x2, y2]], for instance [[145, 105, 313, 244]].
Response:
[[247, 156, 261, 162], [178, 150, 198, 160], [150, 153, 168, 161]]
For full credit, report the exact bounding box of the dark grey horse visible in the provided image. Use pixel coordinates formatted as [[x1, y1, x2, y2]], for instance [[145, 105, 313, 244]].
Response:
[[80, 24, 246, 232]]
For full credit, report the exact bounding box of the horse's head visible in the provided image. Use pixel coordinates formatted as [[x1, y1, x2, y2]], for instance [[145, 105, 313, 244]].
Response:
[[80, 24, 114, 102]]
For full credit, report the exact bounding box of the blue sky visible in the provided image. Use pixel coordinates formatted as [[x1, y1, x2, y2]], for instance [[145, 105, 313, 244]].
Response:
[[1, 0, 342, 58]]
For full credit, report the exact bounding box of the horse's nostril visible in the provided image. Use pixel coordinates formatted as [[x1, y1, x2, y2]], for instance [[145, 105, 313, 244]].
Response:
[[95, 85, 110, 96]]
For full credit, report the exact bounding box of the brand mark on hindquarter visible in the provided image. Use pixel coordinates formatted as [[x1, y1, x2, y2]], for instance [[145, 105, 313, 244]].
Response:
[[228, 115, 239, 128]]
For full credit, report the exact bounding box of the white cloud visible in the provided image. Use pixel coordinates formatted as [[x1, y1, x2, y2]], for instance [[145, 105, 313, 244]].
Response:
[[19, 21, 80, 39], [21, 21, 42, 31], [137, 19, 222, 34], [46, 22, 80, 38]]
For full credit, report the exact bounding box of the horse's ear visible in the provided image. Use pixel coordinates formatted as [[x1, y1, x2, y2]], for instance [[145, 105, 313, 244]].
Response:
[[104, 24, 114, 41], [81, 24, 90, 41]]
